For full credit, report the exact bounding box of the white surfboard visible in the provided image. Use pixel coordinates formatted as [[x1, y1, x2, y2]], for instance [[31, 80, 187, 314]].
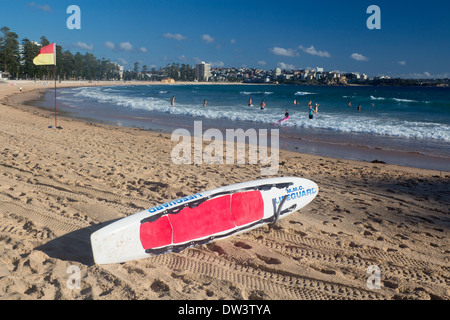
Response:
[[91, 177, 318, 264]]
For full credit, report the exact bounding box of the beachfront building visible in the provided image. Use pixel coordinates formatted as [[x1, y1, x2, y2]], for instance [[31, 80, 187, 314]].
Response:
[[344, 72, 368, 83], [196, 61, 211, 82], [272, 68, 282, 80], [0, 71, 9, 80], [110, 62, 124, 80]]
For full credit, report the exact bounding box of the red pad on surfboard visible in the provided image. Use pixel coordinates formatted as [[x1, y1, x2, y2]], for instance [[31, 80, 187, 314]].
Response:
[[139, 191, 264, 250], [231, 191, 264, 226], [140, 216, 172, 249]]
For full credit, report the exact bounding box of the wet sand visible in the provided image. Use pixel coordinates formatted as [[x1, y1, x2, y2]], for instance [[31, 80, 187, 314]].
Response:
[[0, 80, 449, 300]]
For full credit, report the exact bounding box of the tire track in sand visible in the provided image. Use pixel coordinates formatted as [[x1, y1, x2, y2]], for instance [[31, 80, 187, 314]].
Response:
[[252, 231, 449, 289], [151, 248, 386, 300]]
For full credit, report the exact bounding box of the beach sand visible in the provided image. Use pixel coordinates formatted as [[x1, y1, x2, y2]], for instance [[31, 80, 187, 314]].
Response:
[[0, 80, 449, 300]]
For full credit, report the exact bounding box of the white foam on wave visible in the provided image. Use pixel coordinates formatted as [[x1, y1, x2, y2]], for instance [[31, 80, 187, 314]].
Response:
[[370, 96, 419, 103], [392, 98, 417, 103], [73, 87, 169, 111], [285, 115, 450, 142], [295, 91, 318, 96], [240, 91, 273, 95], [71, 87, 450, 143]]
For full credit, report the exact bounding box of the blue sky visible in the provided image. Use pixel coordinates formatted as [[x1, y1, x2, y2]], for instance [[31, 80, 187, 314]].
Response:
[[1, 0, 449, 78]]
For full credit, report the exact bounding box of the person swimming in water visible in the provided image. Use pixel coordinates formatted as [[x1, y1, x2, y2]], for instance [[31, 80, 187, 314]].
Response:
[[260, 100, 266, 110]]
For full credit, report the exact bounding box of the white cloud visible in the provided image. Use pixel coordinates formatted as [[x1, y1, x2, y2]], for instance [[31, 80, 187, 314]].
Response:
[[230, 39, 236, 44], [163, 33, 187, 41], [351, 53, 369, 61], [201, 34, 215, 44], [398, 60, 406, 66], [119, 42, 133, 51], [258, 60, 267, 66], [117, 58, 128, 66], [104, 41, 115, 50], [277, 62, 296, 70], [270, 47, 298, 57], [139, 47, 148, 53], [208, 60, 224, 67], [26, 2, 53, 13], [299, 45, 331, 58], [74, 41, 94, 51]]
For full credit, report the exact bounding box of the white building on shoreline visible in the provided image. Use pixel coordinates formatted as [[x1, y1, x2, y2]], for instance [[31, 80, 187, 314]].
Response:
[[196, 61, 211, 82]]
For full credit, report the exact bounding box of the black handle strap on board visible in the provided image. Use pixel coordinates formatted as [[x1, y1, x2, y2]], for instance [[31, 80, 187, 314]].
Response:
[[271, 195, 288, 227]]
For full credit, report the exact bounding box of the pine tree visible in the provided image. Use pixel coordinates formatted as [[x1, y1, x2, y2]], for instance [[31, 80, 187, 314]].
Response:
[[1, 27, 20, 78]]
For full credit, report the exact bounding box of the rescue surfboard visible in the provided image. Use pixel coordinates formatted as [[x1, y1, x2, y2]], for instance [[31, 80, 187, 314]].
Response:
[[274, 116, 289, 125], [91, 177, 318, 264]]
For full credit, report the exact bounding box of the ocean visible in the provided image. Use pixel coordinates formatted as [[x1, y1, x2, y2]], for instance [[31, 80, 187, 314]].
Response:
[[38, 84, 450, 171]]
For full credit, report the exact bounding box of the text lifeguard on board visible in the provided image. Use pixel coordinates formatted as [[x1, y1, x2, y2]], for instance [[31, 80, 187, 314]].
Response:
[[274, 185, 317, 204]]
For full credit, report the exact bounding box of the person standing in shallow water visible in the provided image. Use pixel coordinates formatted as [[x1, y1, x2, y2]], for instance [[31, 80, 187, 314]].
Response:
[[171, 96, 175, 106], [260, 100, 265, 110], [357, 104, 361, 112], [309, 105, 314, 119]]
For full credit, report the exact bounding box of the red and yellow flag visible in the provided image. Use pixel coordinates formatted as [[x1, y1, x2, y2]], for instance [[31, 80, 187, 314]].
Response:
[[33, 43, 56, 65]]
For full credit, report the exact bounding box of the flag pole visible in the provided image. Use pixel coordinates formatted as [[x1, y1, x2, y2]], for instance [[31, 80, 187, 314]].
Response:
[[32, 43, 59, 129], [54, 64, 57, 128]]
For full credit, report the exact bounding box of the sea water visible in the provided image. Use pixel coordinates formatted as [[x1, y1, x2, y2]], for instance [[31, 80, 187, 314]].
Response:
[[40, 84, 450, 171]]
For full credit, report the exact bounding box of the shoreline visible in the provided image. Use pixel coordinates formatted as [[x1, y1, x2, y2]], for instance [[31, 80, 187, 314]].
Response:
[[23, 80, 450, 172], [0, 80, 449, 300]]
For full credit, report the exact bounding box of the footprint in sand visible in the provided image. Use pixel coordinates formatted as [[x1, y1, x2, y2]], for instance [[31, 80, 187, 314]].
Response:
[[234, 241, 252, 249], [256, 254, 281, 265], [150, 279, 170, 297]]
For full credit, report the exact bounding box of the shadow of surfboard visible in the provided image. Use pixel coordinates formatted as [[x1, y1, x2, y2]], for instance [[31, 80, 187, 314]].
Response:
[[35, 219, 121, 266]]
